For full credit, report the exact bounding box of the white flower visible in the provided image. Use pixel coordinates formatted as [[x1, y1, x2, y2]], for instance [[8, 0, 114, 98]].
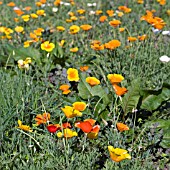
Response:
[[162, 31, 170, 35], [62, 2, 70, 6], [52, 7, 58, 12], [87, 3, 96, 7], [152, 27, 161, 34], [41, 4, 46, 8], [89, 10, 95, 15], [13, 7, 20, 10], [159, 55, 170, 63]]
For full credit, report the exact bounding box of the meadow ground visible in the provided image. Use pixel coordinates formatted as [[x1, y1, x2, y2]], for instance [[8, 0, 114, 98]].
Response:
[[0, 0, 170, 169]]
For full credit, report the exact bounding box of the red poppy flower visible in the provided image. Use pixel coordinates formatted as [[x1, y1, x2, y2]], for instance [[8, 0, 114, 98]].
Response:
[[47, 124, 60, 133]]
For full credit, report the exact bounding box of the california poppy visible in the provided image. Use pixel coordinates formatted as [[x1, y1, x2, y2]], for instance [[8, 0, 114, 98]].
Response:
[[41, 41, 55, 52], [35, 112, 50, 125], [86, 77, 100, 86], [116, 123, 129, 132], [67, 68, 79, 81], [113, 84, 128, 96], [47, 124, 60, 133], [108, 146, 131, 162], [17, 120, 33, 132]]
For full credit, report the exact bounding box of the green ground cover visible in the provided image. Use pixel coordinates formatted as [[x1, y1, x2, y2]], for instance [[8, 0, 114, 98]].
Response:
[[0, 0, 170, 169]]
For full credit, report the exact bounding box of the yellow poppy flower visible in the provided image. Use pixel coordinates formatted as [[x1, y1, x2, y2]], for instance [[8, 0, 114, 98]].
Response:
[[56, 26, 65, 32], [67, 68, 79, 81], [108, 146, 131, 162], [61, 106, 82, 118], [58, 40, 65, 47], [69, 25, 80, 34], [119, 27, 125, 32], [21, 15, 30, 22], [17, 120, 33, 132], [41, 41, 55, 52], [57, 128, 78, 138], [77, 9, 85, 14], [36, 10, 45, 16], [15, 26, 24, 33], [30, 13, 38, 19], [70, 47, 79, 52]]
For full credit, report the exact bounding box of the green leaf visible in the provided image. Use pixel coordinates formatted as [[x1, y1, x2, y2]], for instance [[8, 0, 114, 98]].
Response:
[[121, 79, 141, 116], [5, 44, 42, 65], [141, 87, 170, 111], [160, 131, 170, 148], [144, 119, 170, 149]]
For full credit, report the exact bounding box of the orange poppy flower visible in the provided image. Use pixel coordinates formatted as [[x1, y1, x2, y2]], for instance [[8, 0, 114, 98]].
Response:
[[7, 2, 15, 7], [84, 119, 96, 126], [118, 6, 131, 13], [157, 0, 166, 5], [24, 6, 32, 11], [109, 20, 121, 27], [105, 40, 121, 50], [91, 43, 104, 50], [61, 122, 72, 129], [14, 9, 24, 16], [80, 66, 89, 72], [106, 10, 114, 17], [59, 84, 71, 94], [128, 37, 137, 42], [35, 112, 50, 125], [116, 123, 129, 132], [75, 121, 92, 133], [99, 15, 107, 22], [113, 84, 128, 96], [138, 34, 147, 41], [80, 24, 92, 31], [54, 0, 61, 6], [107, 74, 124, 84], [40, 0, 46, 4], [86, 77, 100, 86], [72, 102, 86, 111], [75, 119, 100, 139], [0, 1, 3, 5]]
